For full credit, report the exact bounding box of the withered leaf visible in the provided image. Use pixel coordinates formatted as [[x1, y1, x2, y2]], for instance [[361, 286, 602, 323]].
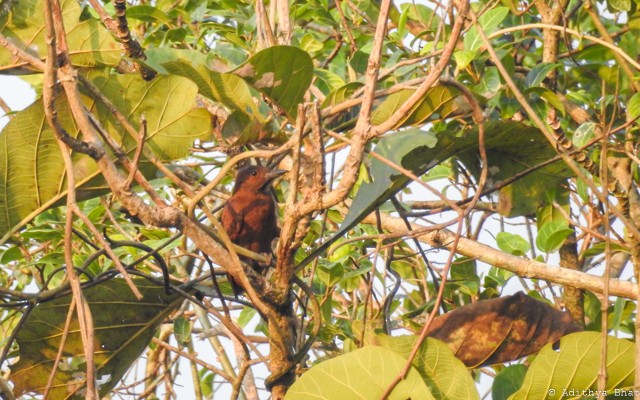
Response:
[[9, 279, 180, 399], [426, 292, 582, 367]]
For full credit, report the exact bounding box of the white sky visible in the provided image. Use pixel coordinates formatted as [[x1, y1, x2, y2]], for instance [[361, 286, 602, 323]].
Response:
[[0, 75, 35, 129]]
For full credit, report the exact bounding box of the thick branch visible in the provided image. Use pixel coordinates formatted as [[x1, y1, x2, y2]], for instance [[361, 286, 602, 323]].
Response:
[[363, 212, 637, 300]]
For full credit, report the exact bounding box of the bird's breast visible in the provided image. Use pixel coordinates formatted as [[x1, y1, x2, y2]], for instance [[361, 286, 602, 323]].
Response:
[[221, 192, 278, 253]]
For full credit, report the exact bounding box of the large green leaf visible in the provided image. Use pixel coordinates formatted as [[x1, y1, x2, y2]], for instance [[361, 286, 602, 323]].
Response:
[[627, 92, 640, 122], [285, 346, 435, 400], [234, 46, 313, 119], [0, 72, 211, 244], [339, 126, 474, 235], [509, 332, 635, 399], [373, 334, 479, 400], [144, 49, 258, 116], [9, 278, 180, 399], [370, 85, 461, 128], [456, 121, 572, 217], [327, 122, 568, 267], [535, 221, 574, 254], [0, 0, 120, 73], [464, 7, 509, 53], [295, 125, 479, 271], [536, 187, 570, 229], [339, 129, 438, 232], [496, 232, 531, 256], [143, 48, 273, 145], [322, 84, 459, 134], [493, 365, 527, 400], [322, 82, 364, 131]]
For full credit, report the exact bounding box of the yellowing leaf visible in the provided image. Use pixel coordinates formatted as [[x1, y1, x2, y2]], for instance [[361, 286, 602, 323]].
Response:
[[286, 346, 434, 400], [0, 72, 211, 244], [9, 279, 180, 398], [0, 0, 120, 73]]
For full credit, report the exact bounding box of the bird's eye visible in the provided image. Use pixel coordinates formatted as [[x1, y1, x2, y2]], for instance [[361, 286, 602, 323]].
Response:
[[251, 170, 257, 176]]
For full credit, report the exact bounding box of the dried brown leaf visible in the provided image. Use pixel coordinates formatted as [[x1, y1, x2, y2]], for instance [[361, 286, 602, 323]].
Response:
[[426, 292, 583, 367]]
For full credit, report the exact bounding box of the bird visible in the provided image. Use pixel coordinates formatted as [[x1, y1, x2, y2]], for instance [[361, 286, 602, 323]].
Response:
[[221, 165, 286, 295]]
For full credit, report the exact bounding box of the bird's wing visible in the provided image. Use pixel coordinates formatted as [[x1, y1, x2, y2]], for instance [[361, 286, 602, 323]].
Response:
[[221, 201, 244, 241]]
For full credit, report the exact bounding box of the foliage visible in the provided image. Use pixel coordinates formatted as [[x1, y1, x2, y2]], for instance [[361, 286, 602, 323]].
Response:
[[0, 0, 639, 398]]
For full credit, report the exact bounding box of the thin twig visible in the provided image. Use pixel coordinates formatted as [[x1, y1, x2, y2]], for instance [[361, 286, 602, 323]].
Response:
[[43, 298, 77, 399], [0, 96, 11, 117], [151, 338, 234, 381], [334, 0, 357, 53], [0, 32, 46, 71], [124, 116, 147, 189], [44, 1, 98, 396], [72, 207, 144, 300], [488, 23, 640, 71]]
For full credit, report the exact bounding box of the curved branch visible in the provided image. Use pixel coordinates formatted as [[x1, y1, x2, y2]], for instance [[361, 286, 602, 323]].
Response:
[[488, 23, 640, 71]]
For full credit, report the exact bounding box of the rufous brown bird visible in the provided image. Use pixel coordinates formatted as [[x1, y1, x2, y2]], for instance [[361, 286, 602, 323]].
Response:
[[221, 165, 286, 295]]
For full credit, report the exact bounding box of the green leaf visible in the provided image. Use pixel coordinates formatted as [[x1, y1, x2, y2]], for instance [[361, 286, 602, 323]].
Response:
[[174, 316, 192, 346], [338, 121, 565, 259], [237, 307, 258, 328], [566, 90, 595, 109], [478, 7, 510, 32], [424, 162, 454, 181], [145, 48, 274, 146], [371, 85, 461, 128], [536, 187, 570, 228], [454, 50, 476, 69], [464, 7, 509, 52], [526, 63, 561, 87], [340, 263, 371, 291], [400, 3, 441, 31], [321, 82, 363, 131], [609, 297, 629, 333], [286, 346, 435, 400], [582, 242, 630, 258], [499, 0, 520, 13], [341, 129, 437, 229], [0, 0, 120, 73], [609, 0, 631, 12], [473, 67, 501, 98], [374, 334, 479, 400], [234, 46, 313, 119], [536, 221, 573, 254], [9, 279, 180, 398], [1, 246, 22, 263], [126, 5, 172, 23], [455, 122, 572, 217], [322, 82, 365, 108], [143, 48, 264, 124], [0, 72, 211, 244], [509, 332, 634, 399], [493, 365, 526, 400], [524, 87, 565, 116], [316, 261, 344, 287], [496, 232, 530, 256], [300, 33, 325, 53], [315, 68, 346, 92], [396, 3, 410, 37], [628, 92, 640, 122], [572, 122, 597, 148]]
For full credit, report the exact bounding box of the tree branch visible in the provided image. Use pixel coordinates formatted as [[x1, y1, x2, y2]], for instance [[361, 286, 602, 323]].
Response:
[[363, 212, 637, 300]]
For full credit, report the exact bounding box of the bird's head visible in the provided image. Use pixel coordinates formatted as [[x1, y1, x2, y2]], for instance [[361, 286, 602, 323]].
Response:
[[233, 165, 287, 194]]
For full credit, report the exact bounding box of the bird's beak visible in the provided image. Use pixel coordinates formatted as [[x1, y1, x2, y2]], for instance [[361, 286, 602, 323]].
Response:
[[264, 169, 287, 182]]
